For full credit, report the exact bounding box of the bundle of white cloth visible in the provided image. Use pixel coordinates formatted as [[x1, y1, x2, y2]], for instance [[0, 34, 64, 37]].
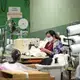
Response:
[[38, 40, 48, 48], [29, 46, 47, 57], [67, 24, 80, 35], [26, 40, 48, 57], [70, 44, 80, 53], [68, 35, 80, 44]]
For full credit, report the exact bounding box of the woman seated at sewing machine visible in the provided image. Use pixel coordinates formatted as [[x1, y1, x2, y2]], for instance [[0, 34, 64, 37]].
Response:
[[0, 49, 37, 71], [39, 30, 63, 65], [40, 30, 63, 58]]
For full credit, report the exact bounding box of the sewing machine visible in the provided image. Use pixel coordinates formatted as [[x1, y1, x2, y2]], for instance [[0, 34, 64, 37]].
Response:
[[13, 38, 40, 54]]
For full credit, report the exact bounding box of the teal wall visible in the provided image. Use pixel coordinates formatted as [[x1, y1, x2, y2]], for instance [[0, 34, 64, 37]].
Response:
[[29, 21, 80, 39], [0, 0, 30, 33], [30, 0, 80, 32], [29, 24, 67, 39]]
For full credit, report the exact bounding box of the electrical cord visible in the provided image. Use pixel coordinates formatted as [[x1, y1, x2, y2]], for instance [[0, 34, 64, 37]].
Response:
[[0, 0, 7, 12], [24, 0, 30, 7]]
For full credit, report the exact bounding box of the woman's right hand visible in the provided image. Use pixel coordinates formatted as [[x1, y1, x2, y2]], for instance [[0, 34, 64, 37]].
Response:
[[40, 48, 45, 52]]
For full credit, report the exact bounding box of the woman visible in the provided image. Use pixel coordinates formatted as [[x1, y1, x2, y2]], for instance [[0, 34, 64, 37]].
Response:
[[0, 49, 37, 71], [40, 30, 63, 58]]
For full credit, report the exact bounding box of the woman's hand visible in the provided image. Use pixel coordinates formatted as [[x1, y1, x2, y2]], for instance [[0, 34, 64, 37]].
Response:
[[40, 48, 47, 52], [40, 48, 52, 54]]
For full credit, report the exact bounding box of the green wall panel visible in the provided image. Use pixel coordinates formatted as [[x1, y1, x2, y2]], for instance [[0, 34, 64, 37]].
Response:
[[0, 0, 30, 38], [7, 0, 30, 20]]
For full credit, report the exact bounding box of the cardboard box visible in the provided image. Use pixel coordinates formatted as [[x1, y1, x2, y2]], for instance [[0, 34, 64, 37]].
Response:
[[0, 70, 27, 80], [50, 76, 55, 80], [0, 70, 50, 80]]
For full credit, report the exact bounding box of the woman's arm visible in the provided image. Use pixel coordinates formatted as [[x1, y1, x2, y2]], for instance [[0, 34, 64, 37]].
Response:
[[40, 40, 63, 57], [40, 48, 53, 54], [40, 48, 54, 58]]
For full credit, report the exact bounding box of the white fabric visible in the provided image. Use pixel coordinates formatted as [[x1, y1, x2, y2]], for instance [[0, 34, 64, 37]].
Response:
[[51, 54, 69, 66], [1, 62, 30, 78], [70, 44, 80, 53], [67, 24, 80, 35], [38, 40, 48, 48], [1, 62, 36, 71], [0, 47, 3, 52], [0, 29, 1, 34], [29, 46, 47, 57], [7, 39, 13, 44], [6, 44, 14, 50], [35, 64, 63, 70], [35, 64, 45, 70], [69, 35, 80, 44]]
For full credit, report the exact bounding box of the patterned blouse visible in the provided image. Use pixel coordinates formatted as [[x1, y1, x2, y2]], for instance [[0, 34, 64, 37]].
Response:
[[45, 40, 63, 57], [52, 40, 63, 54]]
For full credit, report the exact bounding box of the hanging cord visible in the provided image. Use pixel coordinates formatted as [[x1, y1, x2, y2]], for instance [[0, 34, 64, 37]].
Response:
[[24, 0, 30, 7], [0, 28, 6, 63], [0, 0, 7, 12]]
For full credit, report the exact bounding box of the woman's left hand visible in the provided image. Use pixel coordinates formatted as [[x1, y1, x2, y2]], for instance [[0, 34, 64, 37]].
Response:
[[40, 48, 47, 52], [40, 48, 53, 54]]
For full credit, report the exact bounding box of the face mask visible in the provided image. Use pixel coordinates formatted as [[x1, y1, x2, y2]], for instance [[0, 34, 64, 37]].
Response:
[[45, 37, 53, 42]]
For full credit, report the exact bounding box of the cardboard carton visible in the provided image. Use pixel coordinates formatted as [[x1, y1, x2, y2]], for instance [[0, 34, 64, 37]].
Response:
[[0, 70, 50, 80], [50, 76, 55, 80]]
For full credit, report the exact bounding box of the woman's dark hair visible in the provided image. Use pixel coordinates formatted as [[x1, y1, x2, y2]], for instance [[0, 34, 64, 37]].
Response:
[[10, 49, 21, 63], [46, 30, 61, 40]]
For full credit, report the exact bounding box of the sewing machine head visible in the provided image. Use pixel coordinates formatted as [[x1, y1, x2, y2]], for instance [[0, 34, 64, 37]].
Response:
[[13, 38, 40, 54]]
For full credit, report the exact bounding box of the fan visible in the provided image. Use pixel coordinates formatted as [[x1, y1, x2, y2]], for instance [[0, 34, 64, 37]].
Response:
[[17, 18, 28, 38], [18, 18, 28, 30]]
